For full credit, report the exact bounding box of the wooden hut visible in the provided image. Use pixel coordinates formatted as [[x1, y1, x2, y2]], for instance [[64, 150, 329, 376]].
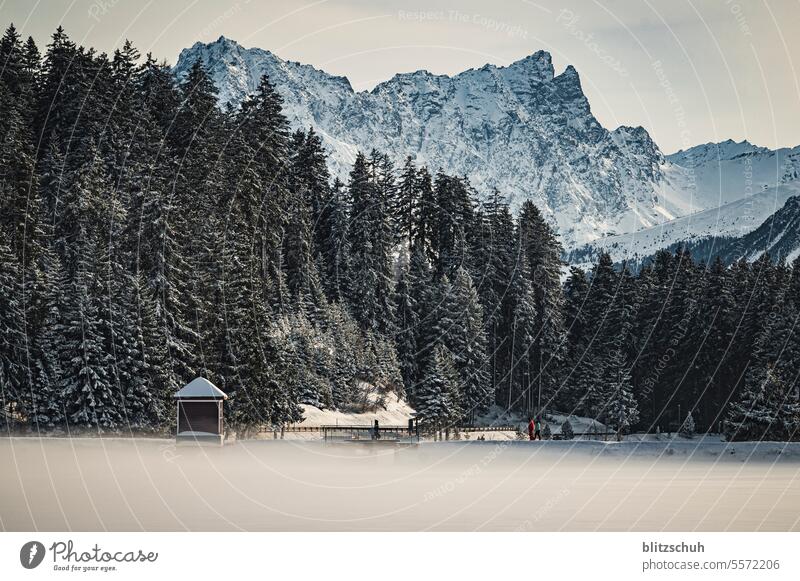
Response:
[[174, 377, 228, 445]]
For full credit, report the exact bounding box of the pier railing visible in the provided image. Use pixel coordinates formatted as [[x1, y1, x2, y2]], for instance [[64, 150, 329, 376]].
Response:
[[322, 424, 420, 443], [260, 423, 615, 441]]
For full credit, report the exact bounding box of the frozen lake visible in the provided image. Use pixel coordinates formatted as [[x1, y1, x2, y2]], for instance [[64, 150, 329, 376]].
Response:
[[2, 438, 799, 531]]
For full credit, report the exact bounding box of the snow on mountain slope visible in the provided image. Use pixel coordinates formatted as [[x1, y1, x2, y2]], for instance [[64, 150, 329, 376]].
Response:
[[664, 139, 800, 210], [568, 181, 800, 266], [174, 37, 691, 248], [670, 195, 800, 265], [174, 37, 800, 252], [718, 195, 800, 263]]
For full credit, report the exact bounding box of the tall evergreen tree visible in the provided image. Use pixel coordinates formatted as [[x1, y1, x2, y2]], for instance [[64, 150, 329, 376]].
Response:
[[517, 201, 566, 411], [0, 242, 26, 429], [447, 267, 491, 423], [416, 344, 461, 429], [346, 151, 395, 335]]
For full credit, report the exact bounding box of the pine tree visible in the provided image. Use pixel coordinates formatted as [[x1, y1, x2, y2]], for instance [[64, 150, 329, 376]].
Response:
[[394, 155, 418, 244], [605, 347, 639, 439], [679, 411, 695, 438], [579, 252, 620, 420], [36, 27, 80, 154], [346, 151, 396, 335], [393, 250, 419, 394], [686, 257, 734, 430], [283, 171, 322, 313], [726, 364, 784, 441], [505, 252, 538, 413], [561, 418, 574, 439], [103, 264, 165, 430], [414, 166, 436, 255], [431, 173, 474, 277], [447, 267, 491, 423], [27, 246, 66, 429], [318, 178, 351, 301], [563, 267, 590, 409], [517, 201, 566, 411], [575, 352, 603, 419], [0, 241, 27, 429], [0, 25, 41, 265], [416, 344, 461, 429], [57, 241, 120, 430], [475, 190, 516, 406], [404, 242, 434, 407]]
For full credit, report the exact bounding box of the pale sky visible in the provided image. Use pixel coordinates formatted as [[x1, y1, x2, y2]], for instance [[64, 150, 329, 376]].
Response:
[[3, 0, 799, 153]]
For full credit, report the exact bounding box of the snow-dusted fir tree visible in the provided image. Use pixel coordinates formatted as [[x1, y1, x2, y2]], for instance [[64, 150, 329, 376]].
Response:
[[290, 127, 331, 263], [474, 190, 515, 404], [318, 178, 351, 302], [688, 257, 735, 429], [605, 348, 639, 439], [507, 252, 538, 414], [575, 252, 618, 419], [404, 242, 434, 407], [447, 267, 491, 423], [322, 302, 362, 408], [679, 411, 696, 438], [0, 25, 40, 265], [393, 249, 419, 395], [413, 166, 436, 254], [517, 201, 566, 409], [0, 242, 26, 428], [285, 129, 325, 314], [28, 247, 66, 429], [394, 155, 419, 244], [346, 152, 396, 335], [563, 266, 590, 409], [431, 173, 474, 277], [725, 364, 782, 441], [416, 344, 462, 430], [370, 334, 404, 397], [58, 254, 120, 429], [575, 354, 603, 420]]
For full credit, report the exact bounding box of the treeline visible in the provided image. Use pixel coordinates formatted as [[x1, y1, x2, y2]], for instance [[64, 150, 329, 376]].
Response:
[[1, 26, 798, 440]]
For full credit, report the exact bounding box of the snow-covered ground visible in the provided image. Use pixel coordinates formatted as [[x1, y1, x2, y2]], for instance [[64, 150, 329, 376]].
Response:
[[298, 392, 414, 427], [268, 399, 609, 441], [257, 393, 416, 441], [478, 405, 606, 432]]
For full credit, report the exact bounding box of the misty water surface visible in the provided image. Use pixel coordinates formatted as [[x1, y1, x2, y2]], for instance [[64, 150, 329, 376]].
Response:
[[2, 438, 799, 531]]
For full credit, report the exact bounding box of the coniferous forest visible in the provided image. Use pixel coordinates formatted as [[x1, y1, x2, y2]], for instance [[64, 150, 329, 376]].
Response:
[[1, 26, 799, 441]]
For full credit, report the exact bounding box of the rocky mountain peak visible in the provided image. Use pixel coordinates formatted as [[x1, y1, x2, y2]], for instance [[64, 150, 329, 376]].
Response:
[[173, 39, 689, 247]]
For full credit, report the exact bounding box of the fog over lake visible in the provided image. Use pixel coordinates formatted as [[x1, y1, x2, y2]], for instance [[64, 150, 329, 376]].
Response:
[[2, 439, 799, 531]]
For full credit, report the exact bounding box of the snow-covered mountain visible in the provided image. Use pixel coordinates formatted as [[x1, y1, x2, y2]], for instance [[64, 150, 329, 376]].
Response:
[[664, 139, 800, 209], [568, 182, 800, 267], [709, 195, 800, 263], [665, 195, 800, 266], [569, 141, 800, 265], [587, 194, 800, 269], [173, 37, 800, 251], [174, 37, 693, 247]]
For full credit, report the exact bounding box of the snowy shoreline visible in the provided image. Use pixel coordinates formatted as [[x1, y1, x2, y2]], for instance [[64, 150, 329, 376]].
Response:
[[2, 435, 800, 462]]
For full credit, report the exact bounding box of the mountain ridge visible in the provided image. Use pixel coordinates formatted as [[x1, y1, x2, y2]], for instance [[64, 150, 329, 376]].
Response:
[[174, 37, 800, 252], [174, 36, 681, 248]]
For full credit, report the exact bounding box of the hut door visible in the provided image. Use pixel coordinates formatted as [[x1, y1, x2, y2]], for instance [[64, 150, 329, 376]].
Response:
[[179, 401, 220, 434]]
